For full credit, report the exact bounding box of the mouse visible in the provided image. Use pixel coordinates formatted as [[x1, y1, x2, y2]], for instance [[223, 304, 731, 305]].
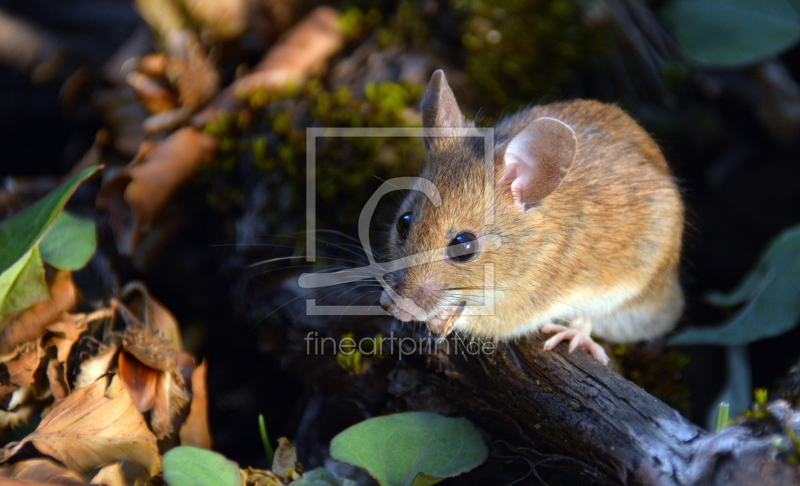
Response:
[[378, 70, 684, 365]]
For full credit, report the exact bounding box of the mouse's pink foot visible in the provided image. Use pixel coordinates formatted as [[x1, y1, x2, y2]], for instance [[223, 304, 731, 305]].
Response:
[[542, 317, 609, 365]]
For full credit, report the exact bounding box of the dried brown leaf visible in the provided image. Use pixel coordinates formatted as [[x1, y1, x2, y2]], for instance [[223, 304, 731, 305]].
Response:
[[127, 71, 179, 114], [90, 460, 151, 486], [0, 270, 78, 354], [117, 351, 158, 413], [117, 326, 177, 373], [243, 467, 284, 486], [179, 360, 210, 448], [46, 358, 69, 402], [150, 367, 189, 441], [271, 437, 299, 481], [118, 282, 182, 353], [180, 0, 249, 41], [1, 375, 160, 477], [0, 458, 88, 485], [137, 54, 168, 79], [142, 31, 220, 134], [72, 342, 118, 391], [193, 6, 343, 125], [46, 313, 88, 363], [4, 341, 42, 388], [0, 401, 34, 429], [96, 127, 217, 256]]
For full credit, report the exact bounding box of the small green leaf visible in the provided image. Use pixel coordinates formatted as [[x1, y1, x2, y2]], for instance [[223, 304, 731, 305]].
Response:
[[330, 412, 487, 486], [661, 0, 800, 68], [669, 224, 800, 346], [162, 446, 243, 486], [0, 166, 99, 317], [303, 468, 342, 486], [39, 210, 96, 270], [0, 166, 99, 273], [0, 247, 49, 316], [292, 481, 334, 486]]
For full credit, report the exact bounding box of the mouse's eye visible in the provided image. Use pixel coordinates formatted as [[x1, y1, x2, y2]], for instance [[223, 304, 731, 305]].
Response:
[[396, 212, 413, 240], [447, 233, 479, 262]]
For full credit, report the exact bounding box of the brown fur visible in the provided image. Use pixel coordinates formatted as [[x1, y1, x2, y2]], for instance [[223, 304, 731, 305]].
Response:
[[384, 82, 684, 344]]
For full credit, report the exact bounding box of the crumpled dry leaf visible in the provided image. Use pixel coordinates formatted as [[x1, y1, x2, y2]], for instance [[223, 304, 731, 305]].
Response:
[[90, 460, 151, 486], [179, 360, 210, 448], [118, 282, 182, 352], [127, 69, 179, 115], [72, 340, 118, 391], [139, 31, 221, 134], [243, 467, 284, 486], [193, 5, 343, 125], [46, 313, 89, 363], [0, 374, 161, 478], [150, 362, 189, 441], [181, 0, 249, 42], [117, 350, 160, 414], [0, 457, 89, 486], [3, 341, 42, 389], [271, 437, 300, 481], [46, 357, 69, 402], [96, 126, 217, 256], [0, 270, 78, 354]]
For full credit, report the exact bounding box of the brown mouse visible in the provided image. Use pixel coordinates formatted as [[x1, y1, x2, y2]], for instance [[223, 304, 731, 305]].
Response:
[[378, 70, 684, 364]]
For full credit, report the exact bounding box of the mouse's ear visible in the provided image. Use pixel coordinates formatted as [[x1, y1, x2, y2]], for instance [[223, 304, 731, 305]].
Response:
[[499, 117, 577, 211], [421, 70, 464, 131]]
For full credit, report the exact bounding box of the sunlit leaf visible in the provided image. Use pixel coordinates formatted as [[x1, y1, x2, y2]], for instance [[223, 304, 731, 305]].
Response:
[[39, 210, 97, 270], [661, 0, 800, 68], [330, 412, 487, 486], [669, 224, 800, 346], [0, 247, 49, 316], [0, 166, 99, 273], [0, 166, 100, 316], [162, 446, 243, 486]]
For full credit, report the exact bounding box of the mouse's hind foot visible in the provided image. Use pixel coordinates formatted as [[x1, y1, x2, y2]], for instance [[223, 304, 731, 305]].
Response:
[[541, 316, 609, 365]]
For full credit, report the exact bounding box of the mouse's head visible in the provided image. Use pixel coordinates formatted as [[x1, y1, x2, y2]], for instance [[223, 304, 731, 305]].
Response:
[[379, 70, 577, 338]]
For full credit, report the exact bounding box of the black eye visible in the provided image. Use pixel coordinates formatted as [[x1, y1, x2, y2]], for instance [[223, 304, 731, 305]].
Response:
[[447, 233, 479, 262], [396, 212, 413, 240]]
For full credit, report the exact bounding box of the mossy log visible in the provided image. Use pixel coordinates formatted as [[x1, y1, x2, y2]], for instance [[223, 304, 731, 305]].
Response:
[[253, 276, 800, 485], [406, 334, 800, 485]]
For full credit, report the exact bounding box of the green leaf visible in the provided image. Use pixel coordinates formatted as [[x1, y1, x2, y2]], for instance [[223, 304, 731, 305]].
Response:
[[303, 468, 342, 486], [330, 412, 487, 486], [669, 224, 800, 346], [0, 166, 99, 273], [661, 0, 800, 68], [0, 247, 49, 316], [39, 210, 96, 270], [0, 166, 100, 317], [162, 446, 243, 486]]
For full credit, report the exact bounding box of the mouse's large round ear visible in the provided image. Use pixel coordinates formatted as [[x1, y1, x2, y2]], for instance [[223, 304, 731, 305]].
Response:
[[421, 70, 464, 149], [499, 117, 577, 211]]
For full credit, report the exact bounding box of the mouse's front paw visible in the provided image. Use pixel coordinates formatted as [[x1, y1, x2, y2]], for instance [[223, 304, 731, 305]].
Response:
[[541, 318, 609, 365]]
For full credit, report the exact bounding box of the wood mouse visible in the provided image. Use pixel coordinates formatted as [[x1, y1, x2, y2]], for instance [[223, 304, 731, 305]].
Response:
[[378, 70, 684, 364]]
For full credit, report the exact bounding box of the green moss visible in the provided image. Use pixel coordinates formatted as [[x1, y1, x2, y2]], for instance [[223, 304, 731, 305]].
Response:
[[454, 0, 609, 113], [614, 343, 692, 413], [200, 78, 424, 258]]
